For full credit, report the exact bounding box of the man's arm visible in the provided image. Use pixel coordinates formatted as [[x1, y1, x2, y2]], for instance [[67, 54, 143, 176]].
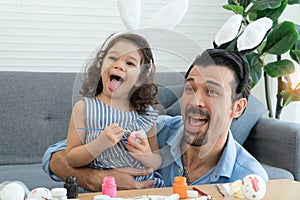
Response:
[[49, 150, 155, 191]]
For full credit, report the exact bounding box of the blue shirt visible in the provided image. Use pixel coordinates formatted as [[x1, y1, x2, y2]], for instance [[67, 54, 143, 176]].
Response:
[[155, 115, 268, 186], [42, 115, 268, 185]]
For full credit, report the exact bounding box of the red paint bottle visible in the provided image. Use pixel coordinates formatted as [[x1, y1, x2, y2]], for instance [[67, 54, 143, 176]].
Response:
[[102, 176, 117, 197]]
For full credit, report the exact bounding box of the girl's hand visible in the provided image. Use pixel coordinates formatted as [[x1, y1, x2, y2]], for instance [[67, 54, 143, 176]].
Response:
[[126, 134, 152, 159], [98, 123, 124, 148]]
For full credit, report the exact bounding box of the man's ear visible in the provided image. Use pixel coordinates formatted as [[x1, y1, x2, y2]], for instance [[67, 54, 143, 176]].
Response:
[[231, 98, 247, 118]]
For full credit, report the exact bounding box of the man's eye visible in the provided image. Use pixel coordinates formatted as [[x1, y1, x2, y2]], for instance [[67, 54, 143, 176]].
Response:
[[207, 89, 219, 96], [184, 86, 194, 93]]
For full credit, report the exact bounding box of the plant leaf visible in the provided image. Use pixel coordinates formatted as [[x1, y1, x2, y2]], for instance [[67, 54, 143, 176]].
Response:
[[246, 52, 263, 88], [262, 21, 298, 55], [227, 0, 252, 8], [290, 50, 300, 64], [264, 59, 295, 77], [250, 0, 282, 11], [281, 87, 300, 107], [256, 0, 288, 21], [288, 0, 300, 4], [290, 25, 300, 63], [223, 5, 244, 14]]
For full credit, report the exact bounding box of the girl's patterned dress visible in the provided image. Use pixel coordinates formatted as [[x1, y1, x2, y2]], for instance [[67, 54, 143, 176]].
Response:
[[84, 97, 164, 188]]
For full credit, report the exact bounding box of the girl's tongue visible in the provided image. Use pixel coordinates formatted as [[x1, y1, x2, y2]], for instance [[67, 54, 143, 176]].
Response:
[[108, 76, 122, 92]]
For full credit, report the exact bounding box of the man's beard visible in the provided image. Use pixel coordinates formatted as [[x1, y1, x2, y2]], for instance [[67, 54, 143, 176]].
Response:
[[183, 106, 210, 147], [183, 129, 208, 147]]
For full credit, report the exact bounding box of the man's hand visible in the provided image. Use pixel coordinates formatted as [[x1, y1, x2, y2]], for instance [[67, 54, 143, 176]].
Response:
[[50, 150, 155, 192], [100, 167, 155, 190]]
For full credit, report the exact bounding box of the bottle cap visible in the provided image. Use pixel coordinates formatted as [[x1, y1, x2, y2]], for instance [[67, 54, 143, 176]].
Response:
[[103, 176, 116, 185], [187, 190, 198, 198], [94, 194, 111, 200], [65, 176, 77, 184], [51, 188, 67, 196], [174, 176, 186, 184], [169, 193, 180, 200]]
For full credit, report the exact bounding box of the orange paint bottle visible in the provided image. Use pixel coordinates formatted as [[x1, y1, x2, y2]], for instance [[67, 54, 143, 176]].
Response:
[[172, 176, 187, 199]]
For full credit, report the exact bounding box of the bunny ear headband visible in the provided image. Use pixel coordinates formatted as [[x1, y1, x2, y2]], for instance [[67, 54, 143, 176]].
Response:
[[99, 0, 189, 53], [213, 14, 273, 54], [118, 0, 189, 31]]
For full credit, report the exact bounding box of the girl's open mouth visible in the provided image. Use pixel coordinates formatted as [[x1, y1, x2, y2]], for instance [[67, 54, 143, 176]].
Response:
[[109, 75, 124, 92]]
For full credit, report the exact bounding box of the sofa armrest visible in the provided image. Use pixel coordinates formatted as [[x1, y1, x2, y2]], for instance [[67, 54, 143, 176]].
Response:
[[243, 117, 300, 181]]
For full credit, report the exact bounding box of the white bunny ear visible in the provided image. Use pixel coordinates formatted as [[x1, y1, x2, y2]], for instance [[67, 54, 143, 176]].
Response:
[[118, 0, 141, 30], [237, 17, 273, 52], [144, 0, 189, 30], [214, 14, 243, 48]]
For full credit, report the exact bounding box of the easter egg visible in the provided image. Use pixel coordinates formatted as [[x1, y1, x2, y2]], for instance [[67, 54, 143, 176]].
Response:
[[242, 174, 266, 200]]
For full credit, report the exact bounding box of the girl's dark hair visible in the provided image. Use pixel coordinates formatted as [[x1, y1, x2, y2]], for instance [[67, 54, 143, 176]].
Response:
[[80, 33, 158, 114], [185, 48, 252, 103]]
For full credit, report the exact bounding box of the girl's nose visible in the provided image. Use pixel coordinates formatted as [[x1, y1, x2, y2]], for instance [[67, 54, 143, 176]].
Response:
[[113, 60, 125, 71]]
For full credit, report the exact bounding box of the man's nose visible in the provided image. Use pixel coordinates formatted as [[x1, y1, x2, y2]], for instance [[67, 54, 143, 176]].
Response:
[[190, 90, 206, 107]]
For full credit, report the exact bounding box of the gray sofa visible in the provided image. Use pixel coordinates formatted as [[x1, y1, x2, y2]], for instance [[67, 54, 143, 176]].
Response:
[[1, 71, 300, 191]]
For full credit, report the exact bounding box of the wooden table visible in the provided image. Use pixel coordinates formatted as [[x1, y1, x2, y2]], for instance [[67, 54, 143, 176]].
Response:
[[78, 179, 300, 200]]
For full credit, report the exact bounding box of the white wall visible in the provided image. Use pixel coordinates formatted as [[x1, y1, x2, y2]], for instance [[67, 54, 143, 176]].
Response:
[[0, 0, 230, 72], [1, 0, 299, 122]]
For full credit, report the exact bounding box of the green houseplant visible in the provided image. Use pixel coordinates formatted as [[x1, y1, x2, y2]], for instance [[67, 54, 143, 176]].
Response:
[[221, 0, 300, 119]]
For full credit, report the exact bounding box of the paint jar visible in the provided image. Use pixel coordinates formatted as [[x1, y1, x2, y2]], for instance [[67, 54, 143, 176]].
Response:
[[102, 176, 117, 197], [64, 176, 78, 199], [51, 188, 67, 200], [172, 176, 187, 199]]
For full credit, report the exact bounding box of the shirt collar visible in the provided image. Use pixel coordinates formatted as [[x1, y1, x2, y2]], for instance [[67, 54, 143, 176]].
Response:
[[166, 125, 184, 162], [210, 130, 237, 181], [165, 125, 237, 182]]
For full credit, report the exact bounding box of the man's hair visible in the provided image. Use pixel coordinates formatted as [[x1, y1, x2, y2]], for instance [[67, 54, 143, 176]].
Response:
[[80, 33, 158, 114], [185, 48, 252, 103]]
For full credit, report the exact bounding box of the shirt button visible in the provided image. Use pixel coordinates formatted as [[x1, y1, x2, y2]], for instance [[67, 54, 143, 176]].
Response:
[[178, 168, 183, 173]]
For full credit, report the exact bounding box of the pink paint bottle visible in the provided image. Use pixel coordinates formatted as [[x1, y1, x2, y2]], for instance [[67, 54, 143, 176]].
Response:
[[102, 176, 117, 197]]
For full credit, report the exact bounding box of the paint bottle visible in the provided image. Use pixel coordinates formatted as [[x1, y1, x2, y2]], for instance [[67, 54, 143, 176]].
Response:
[[64, 176, 78, 199], [172, 176, 187, 199], [51, 188, 67, 200], [102, 176, 117, 197]]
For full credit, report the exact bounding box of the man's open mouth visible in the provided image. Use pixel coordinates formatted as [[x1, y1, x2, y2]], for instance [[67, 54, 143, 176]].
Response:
[[188, 115, 208, 127], [109, 75, 124, 92]]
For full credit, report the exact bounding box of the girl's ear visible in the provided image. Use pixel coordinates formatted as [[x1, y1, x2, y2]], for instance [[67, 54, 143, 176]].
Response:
[[231, 98, 247, 119], [118, 0, 141, 30]]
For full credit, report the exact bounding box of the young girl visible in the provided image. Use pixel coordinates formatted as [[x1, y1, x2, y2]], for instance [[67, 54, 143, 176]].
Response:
[[65, 33, 164, 188]]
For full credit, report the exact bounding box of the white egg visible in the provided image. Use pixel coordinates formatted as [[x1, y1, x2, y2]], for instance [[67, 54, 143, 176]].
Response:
[[28, 187, 52, 200], [0, 182, 25, 200]]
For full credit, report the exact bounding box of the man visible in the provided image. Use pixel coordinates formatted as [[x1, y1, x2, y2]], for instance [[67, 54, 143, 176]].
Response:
[[42, 48, 268, 191], [155, 49, 268, 186]]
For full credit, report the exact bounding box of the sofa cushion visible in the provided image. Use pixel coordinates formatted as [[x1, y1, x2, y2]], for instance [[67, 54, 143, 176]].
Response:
[[0, 72, 75, 165], [0, 164, 63, 190], [230, 95, 269, 145], [156, 85, 183, 115], [261, 163, 294, 180]]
